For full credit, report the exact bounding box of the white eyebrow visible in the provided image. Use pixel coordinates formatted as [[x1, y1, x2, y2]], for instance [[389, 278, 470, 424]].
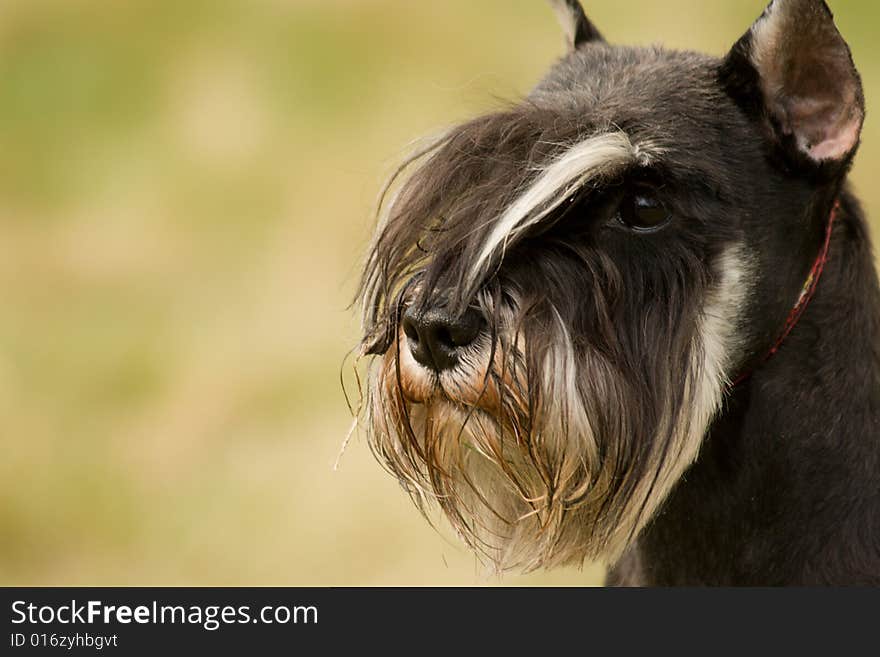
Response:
[[467, 130, 648, 287]]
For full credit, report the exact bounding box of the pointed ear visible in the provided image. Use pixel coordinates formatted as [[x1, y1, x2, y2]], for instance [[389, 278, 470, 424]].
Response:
[[721, 0, 864, 165], [548, 0, 605, 50]]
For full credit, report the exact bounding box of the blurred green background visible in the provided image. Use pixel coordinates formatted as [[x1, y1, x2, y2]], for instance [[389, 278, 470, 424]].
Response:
[[0, 0, 876, 586]]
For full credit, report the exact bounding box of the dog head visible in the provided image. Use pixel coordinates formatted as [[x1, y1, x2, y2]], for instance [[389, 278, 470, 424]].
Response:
[[356, 0, 864, 571]]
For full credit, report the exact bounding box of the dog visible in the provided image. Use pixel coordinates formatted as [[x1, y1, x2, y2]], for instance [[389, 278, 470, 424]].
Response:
[[354, 0, 880, 585]]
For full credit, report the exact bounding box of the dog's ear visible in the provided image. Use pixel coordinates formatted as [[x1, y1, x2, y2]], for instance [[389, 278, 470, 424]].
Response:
[[548, 0, 604, 49], [721, 0, 864, 165]]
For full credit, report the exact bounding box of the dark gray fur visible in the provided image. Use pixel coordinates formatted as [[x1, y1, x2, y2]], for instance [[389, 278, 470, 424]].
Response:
[[357, 0, 880, 584]]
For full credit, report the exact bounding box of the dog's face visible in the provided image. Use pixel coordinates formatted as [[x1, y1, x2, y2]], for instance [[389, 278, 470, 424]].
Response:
[[357, 0, 864, 570]]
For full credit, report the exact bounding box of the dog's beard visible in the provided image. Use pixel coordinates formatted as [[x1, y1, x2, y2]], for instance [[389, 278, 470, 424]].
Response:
[[362, 254, 747, 572]]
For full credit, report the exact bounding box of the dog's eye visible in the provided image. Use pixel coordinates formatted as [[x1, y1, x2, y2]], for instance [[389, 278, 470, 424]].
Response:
[[617, 188, 671, 232]]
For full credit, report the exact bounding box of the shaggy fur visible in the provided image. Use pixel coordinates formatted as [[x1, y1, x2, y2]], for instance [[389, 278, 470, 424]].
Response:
[[354, 0, 880, 584]]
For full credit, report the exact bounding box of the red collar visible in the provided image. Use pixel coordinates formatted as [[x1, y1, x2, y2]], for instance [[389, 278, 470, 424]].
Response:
[[731, 199, 841, 388]]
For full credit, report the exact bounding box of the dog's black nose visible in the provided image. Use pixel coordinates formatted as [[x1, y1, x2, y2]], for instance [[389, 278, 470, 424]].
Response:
[[402, 306, 483, 372]]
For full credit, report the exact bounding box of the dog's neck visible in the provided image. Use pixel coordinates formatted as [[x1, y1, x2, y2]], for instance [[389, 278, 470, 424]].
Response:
[[615, 190, 880, 586], [730, 199, 842, 388]]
